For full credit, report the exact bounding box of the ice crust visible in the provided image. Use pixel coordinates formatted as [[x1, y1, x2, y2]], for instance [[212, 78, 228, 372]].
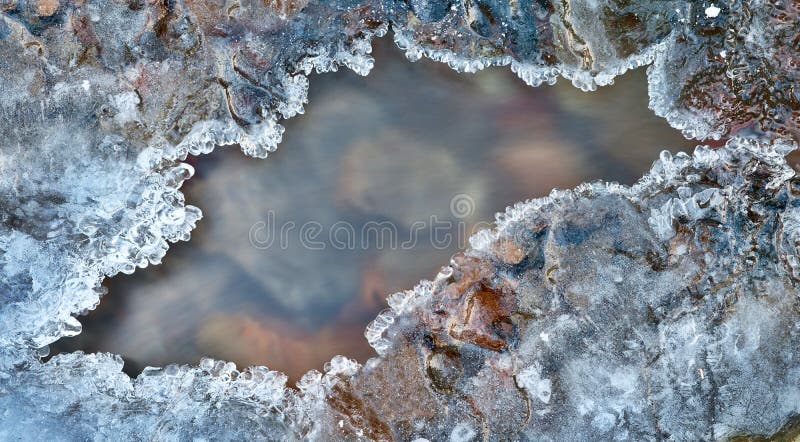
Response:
[[0, 0, 799, 440]]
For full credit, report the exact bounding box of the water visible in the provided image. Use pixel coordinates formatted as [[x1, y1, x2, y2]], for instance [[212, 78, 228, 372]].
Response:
[[52, 39, 696, 383]]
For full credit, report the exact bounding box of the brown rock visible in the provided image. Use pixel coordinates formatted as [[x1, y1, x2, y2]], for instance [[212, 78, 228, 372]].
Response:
[[35, 0, 58, 16]]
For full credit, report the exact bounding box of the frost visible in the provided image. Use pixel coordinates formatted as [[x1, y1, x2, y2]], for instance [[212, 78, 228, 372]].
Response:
[[705, 4, 721, 18], [7, 137, 800, 439], [1, 0, 800, 440], [394, 0, 799, 140], [516, 363, 552, 404]]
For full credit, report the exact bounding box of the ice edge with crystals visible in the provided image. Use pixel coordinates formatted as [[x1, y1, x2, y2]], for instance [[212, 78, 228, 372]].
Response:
[[0, 0, 799, 440]]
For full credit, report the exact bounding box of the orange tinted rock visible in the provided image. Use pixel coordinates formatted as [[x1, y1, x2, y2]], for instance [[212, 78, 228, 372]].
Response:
[[492, 237, 526, 265], [449, 282, 516, 351], [265, 0, 309, 18], [35, 0, 58, 16]]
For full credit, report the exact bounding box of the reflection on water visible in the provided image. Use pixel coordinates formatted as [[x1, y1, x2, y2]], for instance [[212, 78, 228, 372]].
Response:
[[52, 39, 696, 383]]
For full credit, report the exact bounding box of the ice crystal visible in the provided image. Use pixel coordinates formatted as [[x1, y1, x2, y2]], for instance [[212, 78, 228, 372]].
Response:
[[393, 0, 799, 140], [1, 0, 799, 440]]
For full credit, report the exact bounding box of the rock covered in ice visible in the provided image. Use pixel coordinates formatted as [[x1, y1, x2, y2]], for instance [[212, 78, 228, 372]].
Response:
[[392, 0, 799, 140], [1, 0, 800, 440], [0, 0, 387, 367], [648, 0, 800, 141], [4, 137, 800, 440], [320, 137, 800, 440], [391, 0, 677, 89]]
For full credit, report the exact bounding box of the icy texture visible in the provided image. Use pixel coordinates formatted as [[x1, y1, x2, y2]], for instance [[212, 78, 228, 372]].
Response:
[[647, 0, 800, 140], [0, 0, 386, 367], [392, 0, 799, 140], [1, 0, 800, 440], [4, 138, 800, 440], [391, 0, 675, 89]]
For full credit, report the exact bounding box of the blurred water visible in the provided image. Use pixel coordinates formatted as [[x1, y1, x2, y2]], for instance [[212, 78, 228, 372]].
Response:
[[52, 39, 696, 383]]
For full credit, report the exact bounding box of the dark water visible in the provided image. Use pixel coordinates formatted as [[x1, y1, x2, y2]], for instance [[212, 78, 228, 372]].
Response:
[[52, 39, 696, 383]]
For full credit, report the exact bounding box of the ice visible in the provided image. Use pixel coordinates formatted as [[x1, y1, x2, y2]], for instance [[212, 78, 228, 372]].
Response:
[[8, 138, 800, 439], [1, 0, 799, 440], [705, 4, 721, 18], [0, 0, 387, 364], [393, 0, 799, 140]]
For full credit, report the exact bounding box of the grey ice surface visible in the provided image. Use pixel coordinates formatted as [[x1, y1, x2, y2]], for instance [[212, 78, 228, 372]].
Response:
[[1, 0, 799, 440]]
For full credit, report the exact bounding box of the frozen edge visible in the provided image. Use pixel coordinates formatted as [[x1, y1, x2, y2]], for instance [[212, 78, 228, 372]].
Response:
[[30, 135, 798, 440], [12, 23, 389, 361], [391, 24, 660, 91], [7, 10, 798, 438]]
